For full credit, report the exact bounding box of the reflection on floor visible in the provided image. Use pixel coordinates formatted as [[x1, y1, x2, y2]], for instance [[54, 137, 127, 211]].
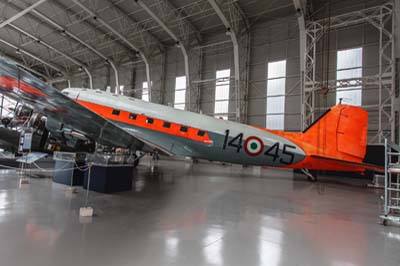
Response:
[[0, 159, 399, 266]]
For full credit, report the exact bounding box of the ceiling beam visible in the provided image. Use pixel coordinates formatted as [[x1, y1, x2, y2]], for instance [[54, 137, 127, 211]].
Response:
[[8, 23, 94, 89], [207, 0, 241, 122], [208, 0, 230, 28], [0, 0, 47, 28], [0, 52, 49, 80], [159, 0, 202, 43], [137, 2, 180, 43], [72, 0, 151, 96], [0, 0, 119, 91], [105, 0, 164, 50], [234, 2, 249, 32], [134, 0, 197, 110], [0, 38, 65, 75], [29, 7, 119, 91], [52, 0, 155, 55]]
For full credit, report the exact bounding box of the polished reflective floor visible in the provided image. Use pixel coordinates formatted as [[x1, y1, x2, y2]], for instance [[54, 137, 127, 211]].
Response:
[[0, 159, 399, 266]]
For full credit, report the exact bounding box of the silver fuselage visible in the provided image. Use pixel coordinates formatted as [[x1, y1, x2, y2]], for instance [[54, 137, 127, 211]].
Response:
[[63, 88, 306, 167]]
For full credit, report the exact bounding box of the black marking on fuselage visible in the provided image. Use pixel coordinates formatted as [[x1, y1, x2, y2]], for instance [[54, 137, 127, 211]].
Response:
[[115, 120, 306, 167]]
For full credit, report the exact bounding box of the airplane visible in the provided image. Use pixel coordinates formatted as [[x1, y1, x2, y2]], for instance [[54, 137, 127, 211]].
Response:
[[0, 57, 384, 176]]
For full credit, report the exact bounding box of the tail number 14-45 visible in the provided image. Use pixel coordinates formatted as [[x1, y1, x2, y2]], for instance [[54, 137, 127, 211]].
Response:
[[222, 130, 296, 165]]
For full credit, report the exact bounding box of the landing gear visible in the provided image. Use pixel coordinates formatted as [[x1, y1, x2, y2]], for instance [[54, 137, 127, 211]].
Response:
[[152, 151, 159, 161], [127, 153, 140, 168], [301, 168, 317, 182], [133, 154, 139, 168]]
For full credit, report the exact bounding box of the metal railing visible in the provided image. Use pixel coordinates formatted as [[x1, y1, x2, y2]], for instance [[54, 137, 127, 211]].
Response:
[[381, 138, 400, 225]]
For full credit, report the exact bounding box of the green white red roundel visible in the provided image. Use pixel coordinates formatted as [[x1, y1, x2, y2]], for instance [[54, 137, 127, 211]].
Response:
[[244, 136, 264, 156]]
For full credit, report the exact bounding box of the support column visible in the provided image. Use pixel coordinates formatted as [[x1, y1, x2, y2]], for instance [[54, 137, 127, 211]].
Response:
[[293, 0, 308, 130], [394, 0, 400, 143], [134, 0, 193, 109], [207, 0, 243, 122]]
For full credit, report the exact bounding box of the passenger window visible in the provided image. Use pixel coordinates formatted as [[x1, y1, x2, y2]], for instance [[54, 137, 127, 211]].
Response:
[[129, 113, 137, 120], [146, 117, 154, 124], [112, 109, 120, 116], [163, 121, 171, 128], [197, 130, 206, 137], [180, 126, 188, 133]]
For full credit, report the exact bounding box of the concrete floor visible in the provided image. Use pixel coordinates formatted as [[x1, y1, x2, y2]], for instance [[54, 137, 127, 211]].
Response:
[[0, 159, 399, 266]]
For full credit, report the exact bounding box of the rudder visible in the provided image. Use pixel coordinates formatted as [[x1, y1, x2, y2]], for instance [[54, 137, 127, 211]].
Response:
[[301, 104, 368, 163]]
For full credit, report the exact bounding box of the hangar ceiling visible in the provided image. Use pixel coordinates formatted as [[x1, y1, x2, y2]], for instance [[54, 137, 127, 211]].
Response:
[[0, 0, 295, 81]]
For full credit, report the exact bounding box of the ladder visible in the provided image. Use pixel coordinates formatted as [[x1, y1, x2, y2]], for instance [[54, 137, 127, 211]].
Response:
[[381, 139, 400, 226]]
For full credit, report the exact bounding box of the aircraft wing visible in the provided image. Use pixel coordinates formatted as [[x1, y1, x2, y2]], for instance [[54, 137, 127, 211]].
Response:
[[0, 57, 154, 151]]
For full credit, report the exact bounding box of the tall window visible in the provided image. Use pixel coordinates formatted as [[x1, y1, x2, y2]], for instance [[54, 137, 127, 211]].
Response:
[[336, 47, 362, 106], [174, 76, 186, 110], [142, 81, 149, 102], [266, 60, 286, 130], [214, 69, 230, 120]]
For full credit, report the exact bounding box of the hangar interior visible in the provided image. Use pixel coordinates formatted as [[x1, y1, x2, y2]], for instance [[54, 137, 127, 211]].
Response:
[[0, 0, 400, 266], [1, 0, 398, 141]]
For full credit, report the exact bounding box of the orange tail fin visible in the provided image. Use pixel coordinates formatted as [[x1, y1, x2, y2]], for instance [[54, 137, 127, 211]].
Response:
[[271, 104, 377, 172], [300, 104, 368, 163]]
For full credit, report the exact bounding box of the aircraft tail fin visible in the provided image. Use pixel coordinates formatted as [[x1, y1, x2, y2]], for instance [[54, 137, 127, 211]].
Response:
[[301, 104, 368, 163], [263, 104, 378, 172]]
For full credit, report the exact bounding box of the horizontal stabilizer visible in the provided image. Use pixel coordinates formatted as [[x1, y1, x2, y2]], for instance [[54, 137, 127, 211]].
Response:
[[310, 155, 384, 173]]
